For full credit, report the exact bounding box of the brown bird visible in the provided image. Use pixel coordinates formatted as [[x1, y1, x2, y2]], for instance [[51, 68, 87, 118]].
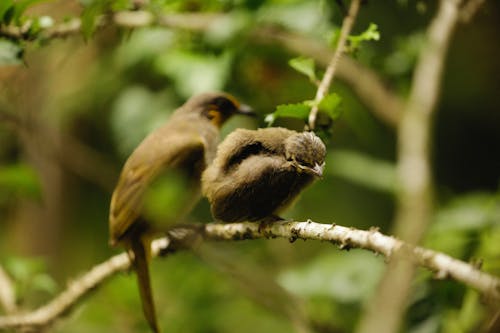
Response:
[[202, 127, 326, 223], [109, 92, 252, 333]]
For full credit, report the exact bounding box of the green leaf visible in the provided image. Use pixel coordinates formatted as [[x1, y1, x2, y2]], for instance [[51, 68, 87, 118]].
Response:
[[362, 23, 380, 41], [275, 103, 310, 118], [348, 23, 380, 51], [288, 56, 316, 82], [5, 257, 37, 282], [81, 0, 111, 39], [0, 39, 23, 66], [110, 0, 131, 11], [318, 93, 342, 120], [0, 0, 14, 23], [4, 257, 58, 299], [31, 274, 58, 294], [11, 0, 51, 24], [265, 103, 310, 125]]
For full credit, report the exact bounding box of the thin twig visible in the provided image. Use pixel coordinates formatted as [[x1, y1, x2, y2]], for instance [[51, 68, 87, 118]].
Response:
[[0, 221, 498, 332], [253, 26, 402, 127], [307, 0, 361, 130], [0, 12, 223, 40]]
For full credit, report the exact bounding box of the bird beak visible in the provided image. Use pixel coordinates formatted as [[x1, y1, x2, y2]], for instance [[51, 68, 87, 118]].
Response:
[[310, 162, 324, 178], [236, 104, 255, 116]]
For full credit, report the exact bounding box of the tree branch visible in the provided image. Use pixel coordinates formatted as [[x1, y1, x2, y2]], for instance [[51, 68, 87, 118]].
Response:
[[0, 12, 223, 40], [356, 1, 484, 333], [0, 221, 498, 332], [0, 9, 402, 128], [308, 0, 361, 130]]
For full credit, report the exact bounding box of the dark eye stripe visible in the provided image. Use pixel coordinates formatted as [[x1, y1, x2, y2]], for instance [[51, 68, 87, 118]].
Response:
[[214, 97, 236, 111]]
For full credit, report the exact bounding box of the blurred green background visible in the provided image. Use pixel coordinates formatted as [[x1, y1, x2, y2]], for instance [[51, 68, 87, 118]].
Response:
[[0, 0, 499, 332]]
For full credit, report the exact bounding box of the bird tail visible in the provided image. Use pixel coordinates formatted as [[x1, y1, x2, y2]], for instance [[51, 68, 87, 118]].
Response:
[[131, 237, 160, 333]]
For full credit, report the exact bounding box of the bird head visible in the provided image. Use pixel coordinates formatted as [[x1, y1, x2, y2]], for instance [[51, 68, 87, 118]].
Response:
[[284, 131, 326, 177], [184, 92, 254, 127]]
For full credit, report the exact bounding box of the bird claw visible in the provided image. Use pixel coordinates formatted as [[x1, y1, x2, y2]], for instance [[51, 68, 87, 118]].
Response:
[[258, 215, 283, 234]]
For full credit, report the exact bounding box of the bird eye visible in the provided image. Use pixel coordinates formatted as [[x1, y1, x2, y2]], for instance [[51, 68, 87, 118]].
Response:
[[213, 97, 235, 111]]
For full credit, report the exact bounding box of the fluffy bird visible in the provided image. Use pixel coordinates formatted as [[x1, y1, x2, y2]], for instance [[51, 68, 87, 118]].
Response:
[[202, 127, 326, 222], [109, 92, 252, 333]]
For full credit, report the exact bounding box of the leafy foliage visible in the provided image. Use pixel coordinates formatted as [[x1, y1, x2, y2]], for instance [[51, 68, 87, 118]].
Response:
[[347, 23, 380, 51], [269, 53, 344, 127], [265, 93, 342, 127], [265, 103, 310, 125], [80, 0, 112, 39], [0, 1, 14, 24], [318, 92, 342, 120]]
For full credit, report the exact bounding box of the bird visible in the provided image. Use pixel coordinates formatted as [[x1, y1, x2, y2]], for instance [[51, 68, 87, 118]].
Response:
[[202, 127, 326, 223], [109, 92, 253, 333]]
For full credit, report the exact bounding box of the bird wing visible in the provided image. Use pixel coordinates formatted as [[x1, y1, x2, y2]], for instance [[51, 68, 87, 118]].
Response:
[[216, 127, 294, 172], [109, 133, 206, 245], [223, 141, 265, 171], [213, 129, 265, 171]]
